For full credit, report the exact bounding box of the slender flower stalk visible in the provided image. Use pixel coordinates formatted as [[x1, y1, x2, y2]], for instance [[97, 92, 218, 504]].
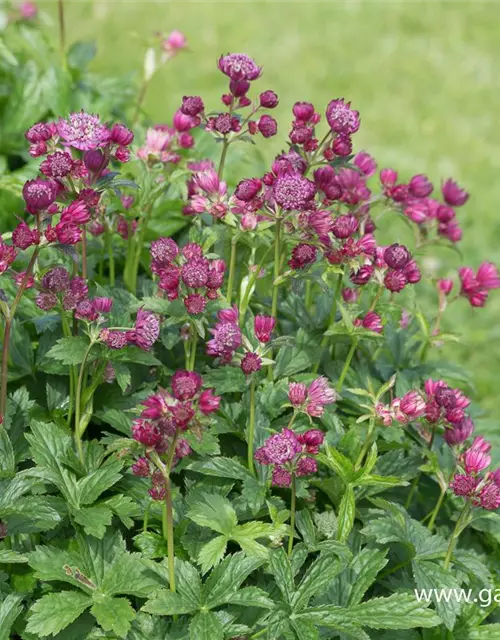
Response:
[[443, 502, 471, 570], [128, 205, 153, 294], [336, 338, 358, 393], [58, 0, 66, 64], [188, 324, 198, 371], [60, 310, 76, 427], [405, 423, 439, 509], [355, 417, 375, 469], [226, 235, 238, 306], [313, 273, 343, 374], [288, 472, 296, 556], [268, 217, 282, 379], [74, 340, 96, 462], [247, 379, 256, 474], [106, 228, 115, 286]]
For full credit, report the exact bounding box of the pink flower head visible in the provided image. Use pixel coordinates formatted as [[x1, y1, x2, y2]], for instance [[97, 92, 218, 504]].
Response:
[[256, 429, 302, 465], [358, 311, 383, 334], [218, 53, 262, 82], [235, 178, 262, 202], [12, 222, 39, 250], [442, 178, 469, 207], [354, 152, 377, 177], [60, 200, 91, 225], [162, 30, 187, 56], [273, 173, 316, 211], [57, 112, 110, 151], [54, 221, 82, 245], [258, 115, 278, 138], [342, 287, 359, 303], [332, 215, 358, 239], [171, 370, 202, 401], [41, 267, 70, 294], [22, 178, 57, 214], [383, 243, 411, 270], [110, 123, 134, 146], [260, 90, 279, 109], [409, 174, 433, 198], [272, 466, 292, 487], [35, 292, 57, 311], [132, 419, 161, 447], [199, 389, 221, 415], [254, 315, 276, 343], [241, 352, 262, 375], [131, 457, 150, 477], [150, 237, 179, 270], [438, 278, 454, 295], [93, 297, 113, 313], [463, 447, 491, 474], [130, 309, 160, 351], [184, 293, 207, 315], [181, 258, 209, 288], [19, 3, 38, 20], [384, 270, 408, 293], [288, 383, 308, 408], [444, 417, 475, 446], [470, 436, 492, 454], [207, 259, 226, 290], [40, 151, 73, 178], [479, 482, 500, 510], [476, 262, 500, 290], [140, 391, 171, 420], [451, 473, 479, 497], [325, 98, 360, 134], [400, 391, 426, 419], [296, 457, 318, 477], [288, 243, 317, 270]]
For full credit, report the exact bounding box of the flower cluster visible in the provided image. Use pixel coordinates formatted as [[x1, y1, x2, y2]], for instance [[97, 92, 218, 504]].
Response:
[[206, 307, 275, 374], [131, 370, 220, 498], [255, 427, 325, 486], [100, 308, 160, 351], [450, 437, 500, 511], [150, 237, 226, 315], [382, 171, 468, 243], [288, 377, 336, 418]]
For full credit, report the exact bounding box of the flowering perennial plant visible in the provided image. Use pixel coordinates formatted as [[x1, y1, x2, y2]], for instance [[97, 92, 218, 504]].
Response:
[[1, 26, 500, 640]]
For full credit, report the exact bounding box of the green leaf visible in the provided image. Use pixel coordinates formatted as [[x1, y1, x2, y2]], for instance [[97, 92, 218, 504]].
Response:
[[347, 548, 388, 606], [457, 626, 500, 639], [0, 593, 24, 640], [175, 559, 203, 609], [413, 559, 462, 630], [347, 592, 441, 629], [45, 337, 93, 365], [142, 589, 197, 616], [0, 549, 28, 563], [268, 548, 295, 605], [295, 609, 366, 639], [77, 457, 124, 505], [290, 618, 319, 640], [337, 484, 355, 542], [203, 552, 263, 609], [318, 446, 355, 482], [189, 611, 224, 640], [67, 40, 97, 70], [201, 368, 247, 394], [28, 545, 95, 592], [224, 586, 274, 609], [73, 504, 113, 538], [198, 536, 227, 574], [26, 591, 92, 637], [113, 363, 131, 393], [188, 493, 238, 536], [133, 532, 168, 559], [186, 456, 254, 480], [91, 595, 135, 638], [292, 551, 348, 612], [0, 429, 15, 478]]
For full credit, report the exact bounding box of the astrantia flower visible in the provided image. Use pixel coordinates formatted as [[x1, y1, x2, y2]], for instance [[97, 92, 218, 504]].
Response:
[[442, 178, 469, 207], [288, 244, 317, 270], [22, 178, 57, 214], [479, 483, 500, 510], [130, 309, 160, 351], [463, 448, 491, 474], [325, 98, 360, 134], [218, 53, 262, 82], [57, 112, 110, 151], [184, 293, 207, 315], [256, 429, 302, 465], [241, 352, 262, 375], [132, 419, 161, 447], [451, 474, 479, 497], [131, 457, 150, 477], [273, 173, 316, 211], [296, 457, 318, 477], [171, 370, 202, 401], [40, 151, 74, 178], [444, 417, 475, 446], [181, 258, 209, 288], [100, 330, 128, 350], [288, 377, 336, 417], [12, 222, 39, 250], [383, 243, 411, 270], [199, 389, 221, 414], [254, 315, 276, 343], [356, 311, 383, 334], [41, 267, 70, 293]]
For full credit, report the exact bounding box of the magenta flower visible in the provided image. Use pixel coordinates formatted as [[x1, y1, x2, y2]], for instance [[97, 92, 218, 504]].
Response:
[[288, 377, 336, 418], [40, 151, 74, 178], [129, 309, 160, 351], [354, 152, 377, 177], [12, 222, 39, 250], [258, 115, 278, 138], [162, 30, 187, 56], [451, 474, 479, 497], [296, 457, 318, 476], [479, 483, 500, 510], [254, 315, 276, 343], [383, 244, 411, 270], [241, 352, 262, 375], [256, 429, 303, 465], [57, 112, 110, 151], [289, 244, 317, 270], [260, 90, 279, 109], [218, 53, 262, 82], [444, 417, 475, 446], [273, 173, 316, 211], [131, 457, 150, 478], [463, 448, 491, 474], [272, 466, 292, 487], [325, 98, 360, 134], [199, 389, 221, 415], [22, 178, 57, 214], [132, 419, 162, 447], [442, 178, 469, 207], [357, 312, 383, 334], [181, 258, 210, 288], [171, 370, 203, 401], [438, 278, 454, 295], [399, 391, 426, 419], [409, 174, 433, 198]]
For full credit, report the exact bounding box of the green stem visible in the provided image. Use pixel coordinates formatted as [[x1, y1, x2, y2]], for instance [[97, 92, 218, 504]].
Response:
[[133, 77, 151, 127], [58, 0, 66, 64], [247, 379, 256, 475], [369, 285, 384, 312], [74, 342, 95, 463], [427, 467, 457, 532], [336, 338, 358, 393], [443, 503, 471, 570], [288, 472, 296, 556], [355, 417, 375, 469], [188, 325, 198, 371], [405, 423, 438, 510], [106, 229, 115, 286], [267, 217, 282, 380], [60, 312, 76, 428], [250, 630, 267, 640], [226, 234, 238, 306], [217, 139, 230, 179]]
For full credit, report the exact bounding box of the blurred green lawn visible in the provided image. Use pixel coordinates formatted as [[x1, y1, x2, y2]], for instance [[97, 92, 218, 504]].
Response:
[[38, 1, 500, 423]]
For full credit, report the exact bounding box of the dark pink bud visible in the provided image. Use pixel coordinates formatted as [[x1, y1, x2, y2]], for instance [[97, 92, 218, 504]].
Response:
[[258, 115, 278, 138], [110, 123, 134, 146], [409, 174, 433, 198], [22, 178, 57, 214], [442, 178, 469, 207], [342, 287, 359, 303], [288, 243, 317, 270], [229, 79, 251, 97], [93, 297, 113, 313], [354, 152, 377, 177], [361, 311, 383, 333], [288, 382, 308, 407], [115, 147, 130, 163], [132, 419, 161, 447], [435, 385, 457, 409], [199, 388, 221, 414], [463, 448, 491, 474], [444, 416, 474, 446], [331, 134, 352, 156], [132, 457, 150, 477], [332, 214, 358, 239], [25, 122, 52, 143], [383, 243, 411, 270], [350, 265, 374, 286], [302, 429, 325, 447], [380, 168, 398, 188], [254, 315, 276, 343], [260, 90, 279, 108], [41, 267, 70, 293], [384, 270, 408, 293], [84, 149, 107, 173], [12, 222, 38, 250], [403, 260, 421, 284], [451, 473, 479, 497], [438, 278, 454, 295], [235, 178, 262, 202]]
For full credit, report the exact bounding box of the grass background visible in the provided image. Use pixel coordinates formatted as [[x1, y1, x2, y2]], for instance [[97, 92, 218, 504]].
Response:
[[37, 1, 500, 427]]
